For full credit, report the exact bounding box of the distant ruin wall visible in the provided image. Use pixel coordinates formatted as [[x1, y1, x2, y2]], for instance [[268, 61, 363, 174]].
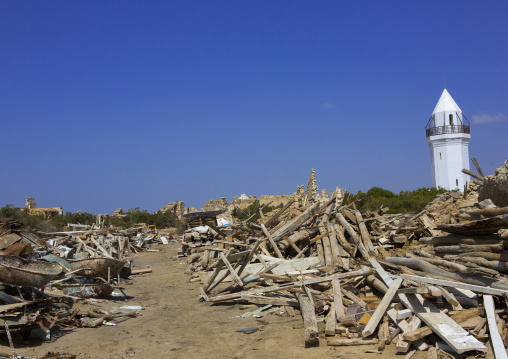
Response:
[[29, 207, 63, 217], [230, 194, 257, 209], [259, 195, 293, 207], [160, 201, 185, 219], [25, 197, 36, 210], [201, 197, 228, 212]]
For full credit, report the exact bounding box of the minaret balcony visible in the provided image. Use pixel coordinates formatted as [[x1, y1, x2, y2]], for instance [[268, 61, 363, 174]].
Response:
[[426, 124, 470, 138]]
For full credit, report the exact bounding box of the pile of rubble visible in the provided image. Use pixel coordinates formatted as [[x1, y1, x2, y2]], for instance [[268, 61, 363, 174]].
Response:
[[0, 221, 170, 356], [180, 161, 508, 358]]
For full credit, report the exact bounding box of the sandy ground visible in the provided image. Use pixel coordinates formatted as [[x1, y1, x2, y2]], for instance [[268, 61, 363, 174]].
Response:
[[0, 243, 428, 359]]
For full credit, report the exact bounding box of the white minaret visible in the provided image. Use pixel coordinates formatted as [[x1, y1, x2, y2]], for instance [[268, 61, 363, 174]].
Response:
[[426, 88, 471, 190]]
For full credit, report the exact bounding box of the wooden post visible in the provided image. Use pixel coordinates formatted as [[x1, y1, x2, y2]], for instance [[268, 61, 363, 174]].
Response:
[[332, 277, 346, 322], [260, 222, 284, 259], [325, 302, 336, 336], [471, 156, 485, 177], [336, 213, 370, 259], [355, 210, 375, 253], [297, 293, 319, 345]]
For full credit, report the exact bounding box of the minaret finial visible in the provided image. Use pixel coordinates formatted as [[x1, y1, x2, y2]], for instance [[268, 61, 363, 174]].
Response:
[[444, 73, 446, 89]]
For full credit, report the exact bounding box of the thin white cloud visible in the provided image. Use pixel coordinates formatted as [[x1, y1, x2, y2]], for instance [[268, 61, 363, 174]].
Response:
[[471, 111, 508, 124], [323, 102, 335, 108]]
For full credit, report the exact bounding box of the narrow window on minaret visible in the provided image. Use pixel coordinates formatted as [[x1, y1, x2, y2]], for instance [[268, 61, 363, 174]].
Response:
[[456, 179, 459, 186], [449, 114, 454, 125], [439, 153, 442, 160]]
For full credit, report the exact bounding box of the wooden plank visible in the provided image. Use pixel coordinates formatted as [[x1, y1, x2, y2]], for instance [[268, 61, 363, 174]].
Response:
[[327, 338, 377, 346], [437, 213, 508, 236], [271, 202, 321, 242], [332, 277, 346, 322], [395, 334, 411, 353], [398, 287, 429, 295], [203, 248, 232, 292], [399, 274, 508, 296], [387, 309, 428, 351], [378, 318, 388, 351], [241, 295, 299, 307], [355, 210, 375, 253], [335, 213, 370, 259], [398, 293, 486, 353], [341, 288, 367, 309], [419, 214, 441, 237], [462, 168, 484, 181], [403, 308, 481, 341], [260, 221, 284, 259], [362, 277, 402, 337], [207, 268, 374, 302], [436, 285, 462, 310], [471, 156, 485, 177], [264, 198, 295, 228], [369, 258, 393, 286], [484, 295, 508, 359]]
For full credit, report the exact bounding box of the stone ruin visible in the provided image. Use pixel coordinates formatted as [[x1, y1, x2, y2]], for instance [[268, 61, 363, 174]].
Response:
[[24, 197, 63, 217], [305, 169, 319, 204], [25, 197, 36, 210], [160, 201, 185, 219], [230, 194, 257, 209], [111, 208, 125, 217], [201, 197, 228, 212]]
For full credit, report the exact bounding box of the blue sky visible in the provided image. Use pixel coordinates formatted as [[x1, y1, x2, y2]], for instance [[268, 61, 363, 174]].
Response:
[[1, 1, 507, 213]]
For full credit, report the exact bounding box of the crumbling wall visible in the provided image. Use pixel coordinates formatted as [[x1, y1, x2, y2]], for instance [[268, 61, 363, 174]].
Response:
[[230, 194, 257, 209], [201, 197, 228, 212], [305, 169, 319, 204], [29, 207, 63, 218], [111, 208, 125, 217], [479, 159, 508, 207], [25, 197, 36, 209], [259, 194, 293, 207], [319, 189, 330, 202], [183, 207, 198, 215], [160, 201, 185, 219]]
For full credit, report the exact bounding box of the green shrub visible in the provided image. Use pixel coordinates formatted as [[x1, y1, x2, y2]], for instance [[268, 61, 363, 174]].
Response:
[[347, 186, 449, 214], [0, 205, 185, 232]]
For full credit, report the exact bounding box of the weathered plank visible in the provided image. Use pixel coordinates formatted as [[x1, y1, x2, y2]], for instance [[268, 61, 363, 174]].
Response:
[[332, 277, 346, 322], [399, 274, 508, 296], [362, 277, 402, 337], [387, 308, 428, 351], [208, 268, 374, 302], [484, 295, 508, 359], [298, 293, 319, 345], [398, 293, 486, 353]]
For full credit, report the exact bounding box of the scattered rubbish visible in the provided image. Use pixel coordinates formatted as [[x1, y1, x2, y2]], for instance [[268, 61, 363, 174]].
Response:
[[235, 327, 260, 334], [120, 305, 143, 310]]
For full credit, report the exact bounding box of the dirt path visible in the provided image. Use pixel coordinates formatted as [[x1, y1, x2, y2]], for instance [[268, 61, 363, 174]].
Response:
[[0, 243, 401, 359]]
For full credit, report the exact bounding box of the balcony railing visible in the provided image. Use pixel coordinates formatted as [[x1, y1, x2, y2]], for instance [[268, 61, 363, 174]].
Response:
[[426, 125, 470, 138]]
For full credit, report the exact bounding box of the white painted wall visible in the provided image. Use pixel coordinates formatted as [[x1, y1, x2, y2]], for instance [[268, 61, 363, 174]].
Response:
[[427, 133, 470, 190]]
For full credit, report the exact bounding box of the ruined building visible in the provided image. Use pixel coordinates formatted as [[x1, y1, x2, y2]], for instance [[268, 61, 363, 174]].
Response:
[[305, 169, 319, 204]]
